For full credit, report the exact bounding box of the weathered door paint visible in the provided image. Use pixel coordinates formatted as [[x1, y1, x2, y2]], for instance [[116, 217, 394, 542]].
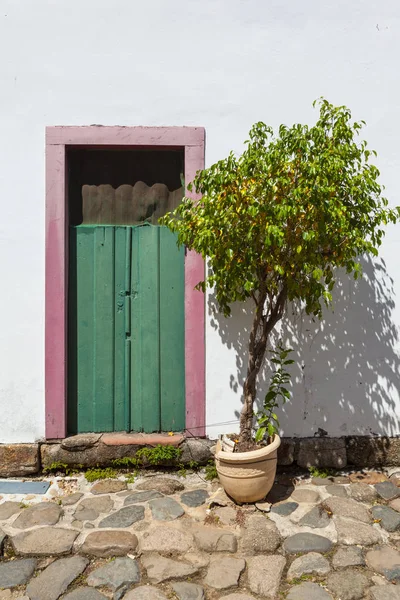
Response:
[[68, 224, 185, 433]]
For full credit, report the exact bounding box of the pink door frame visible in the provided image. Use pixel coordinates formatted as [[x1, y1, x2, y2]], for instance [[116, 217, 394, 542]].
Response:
[[45, 126, 205, 439]]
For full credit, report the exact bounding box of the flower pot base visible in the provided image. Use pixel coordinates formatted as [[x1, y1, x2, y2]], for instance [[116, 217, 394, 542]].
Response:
[[215, 434, 281, 503]]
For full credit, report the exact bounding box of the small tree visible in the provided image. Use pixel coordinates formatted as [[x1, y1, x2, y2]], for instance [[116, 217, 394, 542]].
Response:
[[161, 99, 399, 447]]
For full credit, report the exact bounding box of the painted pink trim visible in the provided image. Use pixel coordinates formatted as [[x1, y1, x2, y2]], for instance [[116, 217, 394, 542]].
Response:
[[45, 126, 206, 439], [184, 144, 206, 437], [45, 144, 67, 438], [46, 126, 204, 147]]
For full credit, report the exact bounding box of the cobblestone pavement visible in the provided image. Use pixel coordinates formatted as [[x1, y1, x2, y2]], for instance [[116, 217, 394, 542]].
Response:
[[2, 468, 400, 599]]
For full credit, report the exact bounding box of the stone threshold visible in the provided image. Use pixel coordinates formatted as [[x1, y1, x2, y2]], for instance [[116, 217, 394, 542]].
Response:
[[2, 435, 400, 478]]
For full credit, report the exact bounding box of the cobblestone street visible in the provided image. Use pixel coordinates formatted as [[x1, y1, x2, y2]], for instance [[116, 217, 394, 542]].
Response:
[[1, 469, 400, 599]]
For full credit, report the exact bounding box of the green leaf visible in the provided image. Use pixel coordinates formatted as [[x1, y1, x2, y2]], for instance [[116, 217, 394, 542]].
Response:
[[255, 427, 266, 443], [312, 268, 323, 280]]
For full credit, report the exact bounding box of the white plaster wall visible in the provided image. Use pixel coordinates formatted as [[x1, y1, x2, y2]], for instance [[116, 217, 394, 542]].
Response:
[[0, 0, 399, 442]]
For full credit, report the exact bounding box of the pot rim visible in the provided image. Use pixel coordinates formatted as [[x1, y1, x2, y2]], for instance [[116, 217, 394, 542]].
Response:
[[215, 434, 281, 464]]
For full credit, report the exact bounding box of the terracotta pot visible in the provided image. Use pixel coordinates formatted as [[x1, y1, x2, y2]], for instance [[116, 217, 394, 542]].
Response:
[[215, 434, 281, 503]]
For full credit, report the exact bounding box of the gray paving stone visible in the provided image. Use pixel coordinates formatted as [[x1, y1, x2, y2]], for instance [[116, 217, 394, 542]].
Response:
[[287, 552, 330, 581], [61, 493, 84, 506], [136, 477, 184, 495], [148, 497, 184, 520], [332, 476, 350, 484], [283, 532, 332, 553], [180, 489, 209, 507], [0, 502, 21, 520], [335, 517, 384, 545], [184, 552, 210, 568], [204, 555, 246, 590], [123, 491, 163, 505], [349, 482, 378, 503], [298, 506, 330, 528], [80, 530, 138, 557], [240, 513, 281, 554], [87, 556, 140, 590], [63, 589, 107, 600], [98, 505, 145, 528], [90, 480, 127, 494], [326, 570, 370, 600], [366, 546, 400, 578], [375, 481, 400, 500], [271, 501, 298, 516], [214, 506, 237, 525], [291, 488, 320, 503], [13, 502, 62, 529], [140, 526, 194, 553], [372, 505, 400, 532], [322, 496, 371, 523], [123, 586, 168, 600], [0, 558, 37, 588], [172, 582, 205, 600], [74, 496, 114, 520], [11, 527, 78, 556], [328, 484, 348, 497], [287, 582, 333, 600], [115, 586, 131, 600], [194, 528, 237, 552], [26, 556, 88, 600], [248, 555, 286, 598], [312, 477, 333, 486], [254, 501, 271, 513], [332, 546, 365, 567], [74, 508, 98, 521], [390, 498, 400, 513], [142, 554, 199, 583], [384, 567, 400, 583], [370, 586, 400, 600]]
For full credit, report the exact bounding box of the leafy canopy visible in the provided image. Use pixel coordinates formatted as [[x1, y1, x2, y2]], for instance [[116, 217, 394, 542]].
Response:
[[161, 99, 399, 317]]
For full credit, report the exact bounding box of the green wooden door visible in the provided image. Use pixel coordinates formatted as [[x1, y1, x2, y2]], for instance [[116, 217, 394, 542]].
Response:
[[68, 224, 185, 433]]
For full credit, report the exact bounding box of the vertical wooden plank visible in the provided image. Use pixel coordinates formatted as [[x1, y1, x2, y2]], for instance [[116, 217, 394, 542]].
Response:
[[72, 227, 95, 432], [124, 227, 132, 431], [67, 228, 78, 434], [113, 227, 127, 431], [92, 227, 115, 431], [131, 226, 161, 432], [159, 228, 185, 431], [130, 228, 142, 431]]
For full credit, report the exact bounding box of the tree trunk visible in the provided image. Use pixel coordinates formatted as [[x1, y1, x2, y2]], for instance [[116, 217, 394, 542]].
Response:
[[238, 286, 287, 446], [239, 323, 268, 445]]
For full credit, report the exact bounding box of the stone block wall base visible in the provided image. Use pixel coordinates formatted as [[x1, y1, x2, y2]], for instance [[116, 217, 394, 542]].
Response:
[[1, 435, 400, 477], [0, 444, 39, 477], [40, 434, 215, 470], [346, 436, 400, 467], [277, 436, 400, 468]]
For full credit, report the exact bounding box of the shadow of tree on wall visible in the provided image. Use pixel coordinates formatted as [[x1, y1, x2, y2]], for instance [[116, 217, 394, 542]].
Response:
[[209, 256, 400, 440]]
